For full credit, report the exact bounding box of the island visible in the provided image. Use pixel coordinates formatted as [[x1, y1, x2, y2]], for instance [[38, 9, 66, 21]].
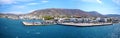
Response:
[[0, 8, 120, 26]]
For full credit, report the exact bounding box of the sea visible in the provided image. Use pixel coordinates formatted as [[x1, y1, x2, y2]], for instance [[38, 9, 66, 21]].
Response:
[[0, 18, 120, 38]]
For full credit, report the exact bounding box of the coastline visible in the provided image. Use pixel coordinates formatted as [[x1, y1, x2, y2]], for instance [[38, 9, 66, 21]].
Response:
[[23, 21, 114, 26]]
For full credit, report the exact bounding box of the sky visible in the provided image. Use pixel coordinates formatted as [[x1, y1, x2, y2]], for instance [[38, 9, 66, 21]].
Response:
[[0, 0, 120, 15]]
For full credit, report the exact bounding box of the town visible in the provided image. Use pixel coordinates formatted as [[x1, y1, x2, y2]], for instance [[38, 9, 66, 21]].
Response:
[[1, 14, 120, 26]]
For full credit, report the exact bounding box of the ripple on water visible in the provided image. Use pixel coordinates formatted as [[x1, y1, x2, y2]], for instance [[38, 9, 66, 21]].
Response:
[[35, 32, 40, 34], [110, 25, 120, 38], [4, 27, 8, 29], [16, 36, 19, 38], [27, 31, 30, 33]]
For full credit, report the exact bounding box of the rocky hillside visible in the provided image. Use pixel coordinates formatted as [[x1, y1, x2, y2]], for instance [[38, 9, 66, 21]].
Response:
[[105, 14, 120, 19], [29, 8, 101, 17], [87, 11, 104, 17]]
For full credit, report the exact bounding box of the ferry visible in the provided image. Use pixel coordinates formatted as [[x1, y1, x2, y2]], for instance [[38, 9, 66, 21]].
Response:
[[22, 21, 56, 26], [22, 22, 42, 25], [60, 23, 113, 26]]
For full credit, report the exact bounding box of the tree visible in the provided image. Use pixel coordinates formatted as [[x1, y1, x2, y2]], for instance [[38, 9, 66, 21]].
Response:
[[107, 18, 112, 22], [42, 16, 54, 20]]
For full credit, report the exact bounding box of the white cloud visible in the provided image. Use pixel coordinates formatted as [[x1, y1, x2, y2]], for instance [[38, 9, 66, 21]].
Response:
[[81, 0, 102, 4], [112, 0, 120, 5], [0, 0, 49, 6], [0, 0, 34, 4], [12, 5, 26, 9], [15, 0, 34, 2], [4, 11, 25, 14], [8, 5, 26, 11], [41, 0, 49, 3], [26, 0, 49, 5], [97, 0, 102, 4], [28, 10, 36, 13], [0, 0, 15, 4], [24, 0, 49, 5], [81, 0, 96, 2], [27, 3, 39, 5]]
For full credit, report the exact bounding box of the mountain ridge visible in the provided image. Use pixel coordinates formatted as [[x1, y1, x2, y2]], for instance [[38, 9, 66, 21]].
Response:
[[1, 8, 120, 18], [28, 8, 103, 17]]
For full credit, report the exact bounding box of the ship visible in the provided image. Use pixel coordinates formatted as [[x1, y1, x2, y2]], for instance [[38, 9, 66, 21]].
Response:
[[59, 23, 113, 26], [22, 22, 42, 25], [22, 21, 56, 26]]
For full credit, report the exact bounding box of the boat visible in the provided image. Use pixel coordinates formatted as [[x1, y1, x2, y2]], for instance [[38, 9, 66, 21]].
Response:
[[22, 22, 42, 25], [60, 23, 113, 26], [22, 21, 56, 26]]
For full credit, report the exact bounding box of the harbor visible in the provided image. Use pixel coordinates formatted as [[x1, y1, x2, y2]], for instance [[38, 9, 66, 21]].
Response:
[[1, 0, 120, 38], [22, 17, 119, 26], [1, 18, 120, 38]]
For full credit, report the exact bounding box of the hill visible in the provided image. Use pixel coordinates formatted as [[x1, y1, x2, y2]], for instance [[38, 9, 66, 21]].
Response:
[[28, 8, 97, 17], [105, 14, 120, 19]]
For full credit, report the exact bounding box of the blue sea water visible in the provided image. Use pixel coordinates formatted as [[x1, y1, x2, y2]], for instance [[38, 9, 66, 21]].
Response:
[[0, 18, 120, 38]]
